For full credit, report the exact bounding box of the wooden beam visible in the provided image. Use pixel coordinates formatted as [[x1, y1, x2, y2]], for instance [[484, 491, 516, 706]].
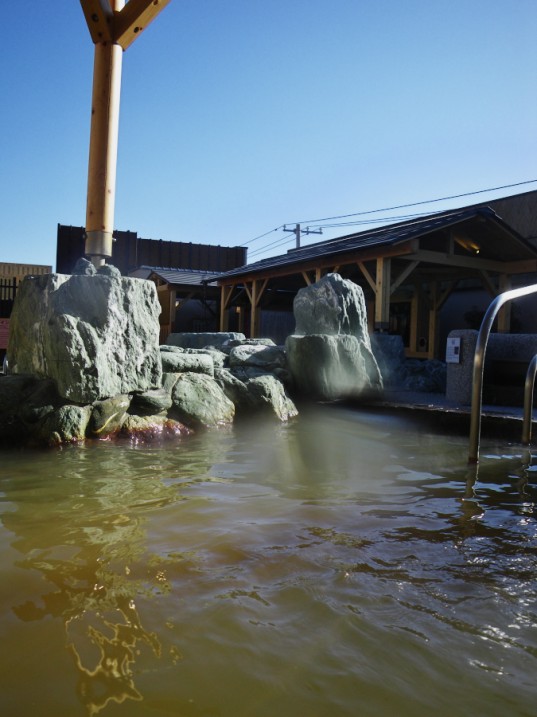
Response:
[[478, 270, 497, 298], [215, 242, 415, 287], [435, 280, 457, 311], [301, 271, 312, 286], [220, 284, 234, 331], [114, 0, 172, 50], [79, 0, 113, 43], [390, 260, 419, 294], [405, 248, 537, 274], [357, 261, 376, 292]]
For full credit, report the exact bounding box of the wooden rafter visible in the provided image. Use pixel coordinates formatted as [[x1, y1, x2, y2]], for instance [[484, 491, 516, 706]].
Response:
[[390, 260, 419, 294], [114, 0, 172, 50], [80, 0, 113, 44], [357, 261, 376, 292], [80, 0, 171, 49]]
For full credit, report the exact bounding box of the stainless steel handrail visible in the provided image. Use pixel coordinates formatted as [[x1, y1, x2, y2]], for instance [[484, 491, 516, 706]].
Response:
[[468, 283, 537, 463], [522, 355, 537, 445]]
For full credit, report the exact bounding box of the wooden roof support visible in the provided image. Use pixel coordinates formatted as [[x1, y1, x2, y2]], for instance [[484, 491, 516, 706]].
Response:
[[220, 284, 235, 331], [357, 261, 376, 292], [84, 10, 123, 267], [114, 0, 172, 50], [80, 0, 171, 266], [479, 270, 498, 298], [374, 257, 391, 331]]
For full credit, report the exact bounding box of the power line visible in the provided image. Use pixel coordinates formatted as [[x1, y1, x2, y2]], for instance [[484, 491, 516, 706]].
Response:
[[241, 178, 537, 250], [294, 179, 537, 226]]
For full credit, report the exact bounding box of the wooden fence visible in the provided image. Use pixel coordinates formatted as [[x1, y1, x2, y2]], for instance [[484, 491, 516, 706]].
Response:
[[0, 277, 17, 319]]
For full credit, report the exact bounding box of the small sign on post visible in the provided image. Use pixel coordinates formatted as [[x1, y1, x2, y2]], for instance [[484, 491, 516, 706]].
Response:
[[446, 336, 461, 364]]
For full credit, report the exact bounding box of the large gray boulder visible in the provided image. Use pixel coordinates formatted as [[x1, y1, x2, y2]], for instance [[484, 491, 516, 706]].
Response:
[[286, 334, 382, 401], [286, 274, 382, 400], [169, 373, 235, 428], [7, 272, 162, 403], [293, 273, 370, 343]]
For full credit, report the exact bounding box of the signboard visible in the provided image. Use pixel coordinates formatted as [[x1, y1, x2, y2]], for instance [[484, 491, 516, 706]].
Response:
[[446, 336, 461, 364], [0, 319, 9, 349]]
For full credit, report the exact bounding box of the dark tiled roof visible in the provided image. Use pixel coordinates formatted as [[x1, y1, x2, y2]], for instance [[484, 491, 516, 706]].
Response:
[[141, 267, 223, 286], [209, 206, 529, 281]]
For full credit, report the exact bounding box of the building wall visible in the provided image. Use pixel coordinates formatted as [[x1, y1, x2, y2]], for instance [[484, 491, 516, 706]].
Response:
[[56, 225, 247, 275]]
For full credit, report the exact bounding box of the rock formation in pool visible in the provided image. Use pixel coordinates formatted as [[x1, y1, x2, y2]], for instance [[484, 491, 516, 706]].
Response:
[[1, 261, 298, 446], [285, 273, 383, 401]]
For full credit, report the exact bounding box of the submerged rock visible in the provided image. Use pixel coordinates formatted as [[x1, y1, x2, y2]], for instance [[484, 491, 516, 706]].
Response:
[[121, 414, 191, 440], [37, 404, 92, 445], [89, 395, 131, 437], [246, 375, 298, 421]]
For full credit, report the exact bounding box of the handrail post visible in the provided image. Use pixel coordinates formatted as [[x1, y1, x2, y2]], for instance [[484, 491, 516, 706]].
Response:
[[522, 355, 537, 445], [468, 283, 537, 463]]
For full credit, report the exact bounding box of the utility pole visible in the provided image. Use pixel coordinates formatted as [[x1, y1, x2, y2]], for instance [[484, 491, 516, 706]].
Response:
[[283, 223, 323, 249]]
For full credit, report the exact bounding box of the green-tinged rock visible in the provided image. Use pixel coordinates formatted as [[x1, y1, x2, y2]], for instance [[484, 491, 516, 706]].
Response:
[[37, 405, 92, 445], [285, 333, 382, 401], [18, 379, 62, 424], [170, 373, 235, 428], [161, 372, 181, 394], [229, 344, 287, 371], [160, 350, 214, 376], [130, 388, 173, 415], [166, 332, 245, 350], [293, 272, 371, 343], [7, 272, 162, 403], [89, 395, 131, 437], [0, 374, 41, 441], [121, 414, 192, 440], [214, 368, 256, 413], [183, 347, 228, 368], [246, 375, 298, 422]]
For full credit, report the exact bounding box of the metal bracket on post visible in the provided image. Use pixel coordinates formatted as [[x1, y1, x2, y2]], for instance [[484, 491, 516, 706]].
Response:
[[85, 230, 114, 267]]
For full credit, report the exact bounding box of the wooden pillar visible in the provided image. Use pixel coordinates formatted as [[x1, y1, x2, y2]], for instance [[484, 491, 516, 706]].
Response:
[[84, 0, 124, 267], [220, 284, 234, 331], [250, 281, 260, 338], [498, 274, 512, 332], [237, 306, 245, 333], [427, 281, 437, 359], [409, 293, 418, 354], [374, 257, 391, 331]]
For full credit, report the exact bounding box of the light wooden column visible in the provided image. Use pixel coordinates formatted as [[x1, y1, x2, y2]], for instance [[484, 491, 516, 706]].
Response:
[[374, 257, 391, 331], [220, 285, 234, 331], [85, 0, 124, 267]]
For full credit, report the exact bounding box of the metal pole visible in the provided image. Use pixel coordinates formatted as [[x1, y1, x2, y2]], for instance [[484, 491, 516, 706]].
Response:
[[522, 355, 537, 445], [468, 283, 537, 463], [84, 0, 125, 267]]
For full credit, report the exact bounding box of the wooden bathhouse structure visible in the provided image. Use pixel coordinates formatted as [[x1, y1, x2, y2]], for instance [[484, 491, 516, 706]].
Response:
[[212, 202, 537, 360]]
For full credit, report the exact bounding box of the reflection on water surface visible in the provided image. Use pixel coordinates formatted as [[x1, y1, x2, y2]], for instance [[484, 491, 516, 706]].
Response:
[[0, 406, 536, 717]]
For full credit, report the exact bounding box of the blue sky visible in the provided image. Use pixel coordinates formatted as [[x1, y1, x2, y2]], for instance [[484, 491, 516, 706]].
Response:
[[1, 1, 536, 269]]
